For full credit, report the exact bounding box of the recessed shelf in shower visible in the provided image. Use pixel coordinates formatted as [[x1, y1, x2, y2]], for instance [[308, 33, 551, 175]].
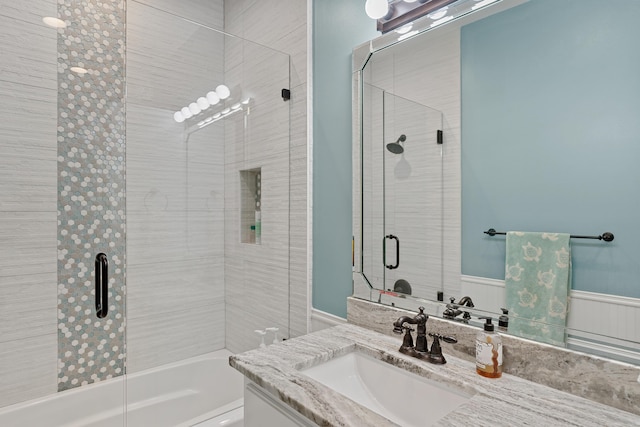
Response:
[[240, 168, 261, 244]]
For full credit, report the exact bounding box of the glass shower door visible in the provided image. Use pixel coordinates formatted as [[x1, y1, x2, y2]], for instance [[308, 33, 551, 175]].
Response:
[[125, 2, 290, 424], [382, 91, 443, 299], [0, 0, 127, 424], [360, 85, 443, 299]]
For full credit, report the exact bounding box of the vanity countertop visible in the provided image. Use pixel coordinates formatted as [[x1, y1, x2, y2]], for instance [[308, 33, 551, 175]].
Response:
[[230, 324, 640, 426]]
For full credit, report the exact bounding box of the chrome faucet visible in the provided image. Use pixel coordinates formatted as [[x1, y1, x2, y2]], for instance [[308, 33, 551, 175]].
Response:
[[393, 307, 457, 364]]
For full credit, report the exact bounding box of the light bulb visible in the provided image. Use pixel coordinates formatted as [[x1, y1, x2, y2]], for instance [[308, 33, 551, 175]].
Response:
[[206, 91, 220, 105], [196, 97, 210, 110], [404, 0, 418, 3], [188, 102, 201, 115], [365, 0, 389, 19], [221, 108, 231, 114], [213, 113, 221, 119], [173, 111, 185, 123], [215, 84, 230, 100], [181, 107, 193, 119], [231, 103, 241, 110]]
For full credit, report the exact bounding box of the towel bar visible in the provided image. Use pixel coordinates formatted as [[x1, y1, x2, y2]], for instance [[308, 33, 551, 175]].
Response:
[[484, 228, 614, 242]]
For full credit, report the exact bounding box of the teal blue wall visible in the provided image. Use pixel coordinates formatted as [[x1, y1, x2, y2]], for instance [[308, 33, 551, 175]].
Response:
[[461, 0, 640, 298], [312, 0, 378, 317]]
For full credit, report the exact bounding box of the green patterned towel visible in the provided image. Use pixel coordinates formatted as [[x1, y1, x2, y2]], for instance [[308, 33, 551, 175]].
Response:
[[504, 232, 571, 346]]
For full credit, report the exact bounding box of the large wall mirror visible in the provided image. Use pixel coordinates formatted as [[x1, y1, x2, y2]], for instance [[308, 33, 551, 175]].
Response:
[[353, 0, 640, 363]]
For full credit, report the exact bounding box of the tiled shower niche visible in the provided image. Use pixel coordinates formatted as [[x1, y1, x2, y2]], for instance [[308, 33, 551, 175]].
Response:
[[240, 168, 261, 244]]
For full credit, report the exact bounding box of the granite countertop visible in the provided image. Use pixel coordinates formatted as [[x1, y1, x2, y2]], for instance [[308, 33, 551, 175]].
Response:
[[230, 324, 640, 427]]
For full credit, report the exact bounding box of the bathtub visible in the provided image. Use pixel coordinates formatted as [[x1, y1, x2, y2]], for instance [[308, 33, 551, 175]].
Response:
[[0, 349, 244, 427]]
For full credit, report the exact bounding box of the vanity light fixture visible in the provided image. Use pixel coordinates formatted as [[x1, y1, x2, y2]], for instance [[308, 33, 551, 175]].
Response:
[[368, 0, 502, 34]]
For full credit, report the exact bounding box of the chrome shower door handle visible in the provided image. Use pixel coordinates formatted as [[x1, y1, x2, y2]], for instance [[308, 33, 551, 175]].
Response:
[[95, 253, 108, 318], [384, 234, 400, 270]]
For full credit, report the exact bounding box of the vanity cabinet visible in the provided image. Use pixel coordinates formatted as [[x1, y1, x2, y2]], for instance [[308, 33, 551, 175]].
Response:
[[244, 381, 316, 427]]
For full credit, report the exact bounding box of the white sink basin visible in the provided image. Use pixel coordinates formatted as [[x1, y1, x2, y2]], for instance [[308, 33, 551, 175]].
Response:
[[300, 352, 471, 427]]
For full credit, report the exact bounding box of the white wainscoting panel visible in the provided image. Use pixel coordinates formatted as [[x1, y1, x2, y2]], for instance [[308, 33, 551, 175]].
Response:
[[461, 275, 640, 362]]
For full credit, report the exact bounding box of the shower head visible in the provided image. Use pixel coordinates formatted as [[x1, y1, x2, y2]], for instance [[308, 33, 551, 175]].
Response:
[[386, 134, 406, 154]]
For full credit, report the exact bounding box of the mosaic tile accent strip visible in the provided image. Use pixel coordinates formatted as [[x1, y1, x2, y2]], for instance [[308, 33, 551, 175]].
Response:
[[56, 0, 126, 391]]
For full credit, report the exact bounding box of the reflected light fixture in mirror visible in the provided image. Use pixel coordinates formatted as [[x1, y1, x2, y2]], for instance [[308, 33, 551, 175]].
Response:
[[395, 23, 413, 34], [428, 6, 449, 20], [42, 16, 67, 28], [70, 66, 88, 75], [472, 0, 499, 10], [173, 85, 232, 123]]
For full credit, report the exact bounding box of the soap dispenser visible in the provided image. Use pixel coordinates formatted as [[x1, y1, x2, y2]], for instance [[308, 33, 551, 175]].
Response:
[[498, 308, 509, 332], [476, 317, 502, 378]]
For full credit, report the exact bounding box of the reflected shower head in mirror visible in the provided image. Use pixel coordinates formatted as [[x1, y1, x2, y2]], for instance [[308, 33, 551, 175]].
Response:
[[386, 134, 406, 154]]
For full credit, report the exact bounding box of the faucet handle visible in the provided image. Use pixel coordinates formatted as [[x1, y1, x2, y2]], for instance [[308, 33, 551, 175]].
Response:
[[441, 335, 457, 344], [427, 333, 457, 364], [429, 333, 457, 344], [400, 326, 415, 350]]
